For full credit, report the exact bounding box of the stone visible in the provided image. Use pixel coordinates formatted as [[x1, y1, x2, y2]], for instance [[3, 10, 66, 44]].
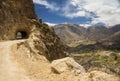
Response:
[[51, 57, 86, 74]]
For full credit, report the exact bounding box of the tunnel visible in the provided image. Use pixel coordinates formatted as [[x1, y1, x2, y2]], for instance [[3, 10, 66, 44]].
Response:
[[16, 31, 28, 39]]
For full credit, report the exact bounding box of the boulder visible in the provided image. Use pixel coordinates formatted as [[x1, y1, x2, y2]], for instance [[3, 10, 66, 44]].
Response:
[[51, 57, 86, 74]]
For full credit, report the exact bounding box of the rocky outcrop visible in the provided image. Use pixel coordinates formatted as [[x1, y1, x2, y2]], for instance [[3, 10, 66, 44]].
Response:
[[0, 0, 66, 61], [0, 0, 37, 40], [51, 57, 86, 74], [25, 23, 66, 61], [50, 57, 119, 81]]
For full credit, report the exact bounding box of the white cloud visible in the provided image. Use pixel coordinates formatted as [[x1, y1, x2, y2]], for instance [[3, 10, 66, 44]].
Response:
[[79, 24, 92, 28], [33, 0, 59, 11], [45, 22, 56, 26], [61, 0, 86, 18], [63, 0, 120, 26], [63, 10, 86, 18], [33, 0, 120, 26]]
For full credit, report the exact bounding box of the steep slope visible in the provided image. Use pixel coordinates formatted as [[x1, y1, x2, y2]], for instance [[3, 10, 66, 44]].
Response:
[[86, 26, 111, 40], [109, 24, 120, 33], [102, 31, 120, 49], [28, 24, 67, 61]]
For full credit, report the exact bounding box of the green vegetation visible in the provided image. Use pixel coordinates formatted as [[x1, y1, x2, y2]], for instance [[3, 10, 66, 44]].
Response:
[[67, 40, 96, 47], [70, 50, 120, 76], [93, 55, 118, 65]]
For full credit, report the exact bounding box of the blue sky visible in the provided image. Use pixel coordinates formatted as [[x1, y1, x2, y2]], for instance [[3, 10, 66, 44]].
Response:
[[33, 0, 120, 27]]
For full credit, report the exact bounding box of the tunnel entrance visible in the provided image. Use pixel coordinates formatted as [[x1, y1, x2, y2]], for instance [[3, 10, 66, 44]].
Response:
[[16, 31, 28, 39]]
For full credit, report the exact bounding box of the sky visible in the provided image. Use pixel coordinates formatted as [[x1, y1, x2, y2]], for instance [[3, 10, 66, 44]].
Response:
[[33, 0, 120, 27]]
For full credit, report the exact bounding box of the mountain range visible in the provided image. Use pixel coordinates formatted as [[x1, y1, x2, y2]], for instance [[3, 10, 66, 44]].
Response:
[[54, 24, 120, 44]]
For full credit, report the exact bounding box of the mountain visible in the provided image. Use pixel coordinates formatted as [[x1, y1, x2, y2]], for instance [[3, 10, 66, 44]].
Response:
[[102, 31, 120, 49], [54, 24, 86, 44], [109, 24, 120, 33], [54, 24, 120, 44]]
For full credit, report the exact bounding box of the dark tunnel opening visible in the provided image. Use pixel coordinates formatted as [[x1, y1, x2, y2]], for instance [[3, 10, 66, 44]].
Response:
[[16, 31, 28, 39]]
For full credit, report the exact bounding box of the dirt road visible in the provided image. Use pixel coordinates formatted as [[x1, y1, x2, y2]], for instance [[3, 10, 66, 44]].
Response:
[[0, 40, 31, 81]]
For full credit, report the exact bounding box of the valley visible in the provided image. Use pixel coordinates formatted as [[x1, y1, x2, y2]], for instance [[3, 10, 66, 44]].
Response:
[[54, 23, 120, 77]]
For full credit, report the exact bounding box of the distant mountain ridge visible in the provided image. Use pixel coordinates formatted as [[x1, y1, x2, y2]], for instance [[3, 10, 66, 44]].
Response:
[[54, 24, 86, 44], [54, 23, 120, 44]]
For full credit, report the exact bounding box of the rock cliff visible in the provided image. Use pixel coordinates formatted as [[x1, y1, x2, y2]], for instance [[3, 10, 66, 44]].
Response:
[[0, 0, 37, 40], [0, 0, 66, 61]]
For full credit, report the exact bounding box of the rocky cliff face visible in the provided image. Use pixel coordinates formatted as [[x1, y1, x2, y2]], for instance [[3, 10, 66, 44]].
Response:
[[26, 23, 66, 61], [0, 0, 37, 40], [0, 0, 66, 61]]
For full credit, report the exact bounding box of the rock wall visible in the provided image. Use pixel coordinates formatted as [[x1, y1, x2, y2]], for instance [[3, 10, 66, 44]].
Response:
[[25, 23, 66, 61], [0, 0, 37, 40], [0, 0, 66, 61]]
